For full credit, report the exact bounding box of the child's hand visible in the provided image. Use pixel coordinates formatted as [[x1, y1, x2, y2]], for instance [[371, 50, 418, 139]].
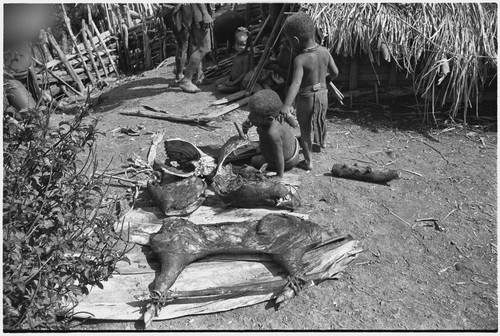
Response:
[[242, 119, 253, 134], [280, 105, 290, 116]]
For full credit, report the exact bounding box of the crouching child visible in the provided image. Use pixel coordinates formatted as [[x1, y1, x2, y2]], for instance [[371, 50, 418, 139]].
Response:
[[243, 89, 300, 178]]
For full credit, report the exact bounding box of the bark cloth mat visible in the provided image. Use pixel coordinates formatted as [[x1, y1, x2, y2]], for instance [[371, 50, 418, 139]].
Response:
[[72, 174, 362, 322]]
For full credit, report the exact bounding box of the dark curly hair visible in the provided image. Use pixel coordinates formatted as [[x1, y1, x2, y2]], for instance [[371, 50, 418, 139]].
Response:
[[283, 12, 315, 45], [248, 89, 282, 118]]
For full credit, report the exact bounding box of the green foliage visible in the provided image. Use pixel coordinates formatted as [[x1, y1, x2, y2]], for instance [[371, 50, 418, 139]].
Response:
[[3, 105, 129, 330]]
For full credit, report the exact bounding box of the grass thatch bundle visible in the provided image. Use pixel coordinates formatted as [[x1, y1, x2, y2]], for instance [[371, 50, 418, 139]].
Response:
[[303, 3, 497, 121]]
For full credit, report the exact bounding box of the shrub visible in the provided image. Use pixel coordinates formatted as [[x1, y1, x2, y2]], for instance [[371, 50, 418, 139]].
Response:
[[3, 104, 130, 330]]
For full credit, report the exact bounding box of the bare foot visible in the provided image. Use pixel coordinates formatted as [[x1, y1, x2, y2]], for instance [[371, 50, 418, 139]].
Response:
[[297, 160, 312, 171], [179, 79, 201, 93], [174, 74, 184, 84], [195, 72, 205, 85]]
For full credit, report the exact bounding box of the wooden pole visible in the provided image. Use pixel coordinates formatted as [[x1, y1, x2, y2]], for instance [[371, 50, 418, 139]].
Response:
[[61, 4, 95, 86], [211, 90, 247, 106], [32, 57, 83, 96], [115, 4, 125, 32], [81, 20, 102, 83], [252, 15, 270, 46], [245, 4, 289, 96], [121, 24, 131, 72], [87, 5, 119, 76], [123, 5, 133, 27], [39, 29, 54, 62], [84, 25, 109, 78], [141, 11, 152, 69], [46, 28, 85, 93], [61, 30, 69, 54], [105, 4, 114, 35]]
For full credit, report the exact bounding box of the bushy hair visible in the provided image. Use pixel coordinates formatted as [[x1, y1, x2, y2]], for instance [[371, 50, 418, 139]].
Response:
[[283, 12, 315, 44], [248, 89, 282, 117]]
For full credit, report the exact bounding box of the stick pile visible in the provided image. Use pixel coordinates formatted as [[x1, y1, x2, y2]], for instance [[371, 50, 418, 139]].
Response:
[[32, 4, 175, 99]]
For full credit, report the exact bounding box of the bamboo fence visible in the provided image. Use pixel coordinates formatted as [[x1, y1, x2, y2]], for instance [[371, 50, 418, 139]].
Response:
[[32, 3, 176, 99]]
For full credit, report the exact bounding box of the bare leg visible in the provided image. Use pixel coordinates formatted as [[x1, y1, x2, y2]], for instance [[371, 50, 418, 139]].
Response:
[[195, 62, 204, 84], [174, 30, 189, 82], [179, 26, 211, 93], [251, 154, 267, 170], [296, 95, 314, 170]]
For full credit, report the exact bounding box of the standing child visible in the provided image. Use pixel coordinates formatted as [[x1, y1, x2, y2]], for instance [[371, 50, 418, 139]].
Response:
[[280, 12, 339, 171], [244, 90, 300, 178], [216, 27, 254, 93]]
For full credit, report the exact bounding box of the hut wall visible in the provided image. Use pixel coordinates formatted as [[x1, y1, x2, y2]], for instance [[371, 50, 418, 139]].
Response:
[[333, 53, 413, 92]]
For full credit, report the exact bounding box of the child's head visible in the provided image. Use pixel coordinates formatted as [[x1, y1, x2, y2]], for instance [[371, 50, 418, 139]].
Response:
[[248, 89, 282, 125], [283, 12, 315, 49], [234, 27, 250, 54]]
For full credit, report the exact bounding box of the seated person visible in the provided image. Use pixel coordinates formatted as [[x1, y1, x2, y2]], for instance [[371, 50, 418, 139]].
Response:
[[216, 27, 253, 94], [242, 90, 300, 178]]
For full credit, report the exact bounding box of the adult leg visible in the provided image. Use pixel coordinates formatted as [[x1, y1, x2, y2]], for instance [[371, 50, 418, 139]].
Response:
[[174, 29, 190, 82], [179, 26, 211, 93], [296, 95, 315, 170]]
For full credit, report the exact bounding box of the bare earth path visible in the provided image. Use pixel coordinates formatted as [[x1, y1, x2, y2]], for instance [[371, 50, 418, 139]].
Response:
[[67, 57, 497, 331]]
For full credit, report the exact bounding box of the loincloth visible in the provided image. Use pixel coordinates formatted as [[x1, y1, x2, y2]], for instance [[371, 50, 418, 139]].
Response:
[[297, 83, 328, 147], [284, 137, 300, 169], [173, 4, 208, 32]]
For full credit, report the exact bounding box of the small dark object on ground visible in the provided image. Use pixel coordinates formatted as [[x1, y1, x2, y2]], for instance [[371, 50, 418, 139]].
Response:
[[331, 163, 399, 184]]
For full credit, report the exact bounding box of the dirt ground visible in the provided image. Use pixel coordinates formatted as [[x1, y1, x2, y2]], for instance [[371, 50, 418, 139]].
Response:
[[60, 57, 497, 331]]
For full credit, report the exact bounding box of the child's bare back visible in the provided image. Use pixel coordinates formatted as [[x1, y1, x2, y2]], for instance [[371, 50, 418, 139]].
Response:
[[246, 90, 300, 178], [280, 12, 339, 171]]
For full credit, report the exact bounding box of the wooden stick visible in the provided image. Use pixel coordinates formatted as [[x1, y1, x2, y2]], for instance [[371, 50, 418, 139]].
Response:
[[62, 4, 96, 85], [328, 82, 344, 105], [219, 83, 263, 114], [97, 173, 146, 187], [104, 4, 114, 35], [217, 96, 253, 115], [121, 24, 131, 72], [402, 168, 423, 177], [123, 5, 133, 27], [233, 121, 245, 139], [28, 65, 43, 102], [441, 208, 456, 222], [141, 11, 152, 69], [39, 29, 54, 61], [211, 90, 247, 106], [88, 4, 118, 75], [245, 4, 289, 96], [89, 27, 119, 76], [252, 15, 270, 46], [32, 57, 83, 96], [415, 218, 438, 222], [46, 29, 85, 93], [84, 25, 109, 78], [81, 21, 102, 83], [382, 203, 412, 227]]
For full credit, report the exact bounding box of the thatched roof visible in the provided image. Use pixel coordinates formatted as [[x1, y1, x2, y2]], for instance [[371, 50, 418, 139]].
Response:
[[303, 3, 497, 119]]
